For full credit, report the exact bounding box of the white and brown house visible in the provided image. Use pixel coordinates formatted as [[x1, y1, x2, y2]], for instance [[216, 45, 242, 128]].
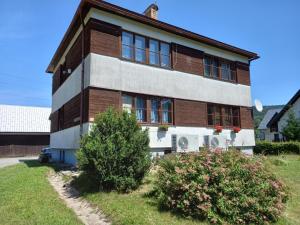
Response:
[[259, 89, 300, 141], [47, 0, 259, 164]]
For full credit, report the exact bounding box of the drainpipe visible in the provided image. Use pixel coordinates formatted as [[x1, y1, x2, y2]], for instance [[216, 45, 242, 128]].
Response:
[[79, 10, 85, 137]]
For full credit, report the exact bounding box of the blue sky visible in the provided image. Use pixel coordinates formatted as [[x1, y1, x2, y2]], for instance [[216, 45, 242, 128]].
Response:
[[0, 0, 299, 107]]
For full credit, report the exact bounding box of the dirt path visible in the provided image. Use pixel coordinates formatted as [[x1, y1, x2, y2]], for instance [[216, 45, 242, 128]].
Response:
[[48, 172, 111, 225]]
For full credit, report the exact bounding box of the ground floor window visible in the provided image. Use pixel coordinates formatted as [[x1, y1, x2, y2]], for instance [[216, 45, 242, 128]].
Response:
[[207, 104, 240, 127], [122, 93, 173, 124]]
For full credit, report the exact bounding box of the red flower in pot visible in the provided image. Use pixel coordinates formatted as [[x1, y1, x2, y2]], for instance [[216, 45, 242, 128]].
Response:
[[233, 127, 241, 133], [215, 125, 223, 133]]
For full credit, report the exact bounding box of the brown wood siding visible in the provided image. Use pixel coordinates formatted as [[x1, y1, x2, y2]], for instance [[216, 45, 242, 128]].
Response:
[[52, 67, 61, 94], [236, 61, 250, 86], [87, 88, 121, 121], [240, 106, 254, 129], [50, 111, 59, 133], [63, 94, 81, 129], [172, 43, 204, 75], [89, 19, 121, 58], [174, 99, 207, 126]]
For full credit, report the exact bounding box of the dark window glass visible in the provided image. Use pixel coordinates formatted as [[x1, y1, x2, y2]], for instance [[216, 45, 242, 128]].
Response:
[[204, 57, 211, 77], [223, 107, 232, 126], [161, 99, 172, 123], [214, 106, 222, 125], [135, 35, 146, 63], [149, 39, 159, 65], [160, 43, 170, 68], [207, 105, 214, 125], [232, 107, 240, 126], [151, 98, 160, 123], [122, 95, 133, 114], [212, 58, 219, 78], [221, 62, 230, 80], [122, 32, 133, 60], [135, 97, 146, 122]]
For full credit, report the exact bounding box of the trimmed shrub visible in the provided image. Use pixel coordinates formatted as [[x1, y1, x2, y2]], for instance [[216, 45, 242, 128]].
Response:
[[77, 107, 151, 193], [254, 141, 300, 155], [153, 151, 288, 224]]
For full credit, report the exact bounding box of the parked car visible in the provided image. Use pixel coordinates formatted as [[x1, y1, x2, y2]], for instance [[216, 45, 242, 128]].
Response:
[[39, 147, 52, 163]]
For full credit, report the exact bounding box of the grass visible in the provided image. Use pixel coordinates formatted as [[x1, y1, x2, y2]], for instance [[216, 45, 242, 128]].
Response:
[[72, 172, 206, 225], [265, 155, 300, 225], [73, 155, 300, 225], [0, 161, 82, 225]]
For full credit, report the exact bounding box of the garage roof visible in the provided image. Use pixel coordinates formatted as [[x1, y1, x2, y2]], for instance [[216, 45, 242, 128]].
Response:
[[0, 105, 51, 134]]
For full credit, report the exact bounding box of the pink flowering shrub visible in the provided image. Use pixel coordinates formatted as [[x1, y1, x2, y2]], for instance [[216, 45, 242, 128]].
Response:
[[153, 150, 288, 224]]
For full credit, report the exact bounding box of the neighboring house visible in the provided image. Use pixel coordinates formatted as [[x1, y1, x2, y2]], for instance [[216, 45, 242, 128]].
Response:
[[267, 89, 300, 141], [46, 0, 259, 165], [0, 105, 51, 157], [258, 108, 282, 141]]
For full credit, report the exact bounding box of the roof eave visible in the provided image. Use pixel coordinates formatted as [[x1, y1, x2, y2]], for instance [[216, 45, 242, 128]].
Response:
[[46, 0, 259, 74]]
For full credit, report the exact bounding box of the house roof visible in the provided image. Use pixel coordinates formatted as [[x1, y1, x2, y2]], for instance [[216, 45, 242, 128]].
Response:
[[258, 108, 282, 130], [267, 89, 300, 128], [46, 0, 259, 73], [0, 105, 51, 134]]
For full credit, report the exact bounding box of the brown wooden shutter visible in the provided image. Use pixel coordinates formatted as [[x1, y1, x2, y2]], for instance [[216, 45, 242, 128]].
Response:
[[236, 61, 250, 85], [240, 106, 254, 129], [171, 43, 204, 75]]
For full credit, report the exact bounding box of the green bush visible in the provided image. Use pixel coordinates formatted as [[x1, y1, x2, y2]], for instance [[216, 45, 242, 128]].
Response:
[[152, 151, 288, 224], [254, 141, 300, 155], [77, 107, 151, 193]]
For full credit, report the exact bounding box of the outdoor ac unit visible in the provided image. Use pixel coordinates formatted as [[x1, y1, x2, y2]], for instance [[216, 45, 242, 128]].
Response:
[[171, 134, 199, 152], [204, 135, 228, 149]]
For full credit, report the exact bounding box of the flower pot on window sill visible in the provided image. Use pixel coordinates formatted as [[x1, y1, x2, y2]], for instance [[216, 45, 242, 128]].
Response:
[[233, 127, 241, 133], [215, 125, 223, 133], [158, 125, 169, 132]]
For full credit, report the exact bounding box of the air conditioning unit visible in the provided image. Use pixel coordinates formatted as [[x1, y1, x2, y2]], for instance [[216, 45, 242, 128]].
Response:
[[204, 135, 228, 149], [171, 134, 199, 152]]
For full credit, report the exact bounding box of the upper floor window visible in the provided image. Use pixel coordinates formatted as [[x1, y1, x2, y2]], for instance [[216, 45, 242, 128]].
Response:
[[207, 104, 240, 127], [122, 31, 171, 69], [122, 32, 134, 60], [204, 55, 236, 82]]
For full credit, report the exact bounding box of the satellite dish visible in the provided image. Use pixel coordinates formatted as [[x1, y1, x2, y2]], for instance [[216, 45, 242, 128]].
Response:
[[254, 99, 263, 112]]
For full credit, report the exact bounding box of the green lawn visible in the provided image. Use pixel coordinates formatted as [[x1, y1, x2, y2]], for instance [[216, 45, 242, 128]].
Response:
[[73, 155, 300, 225], [265, 155, 300, 225], [0, 161, 82, 225]]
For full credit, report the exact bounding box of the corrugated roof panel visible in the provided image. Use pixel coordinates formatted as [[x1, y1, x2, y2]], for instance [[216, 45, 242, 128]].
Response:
[[0, 105, 51, 133]]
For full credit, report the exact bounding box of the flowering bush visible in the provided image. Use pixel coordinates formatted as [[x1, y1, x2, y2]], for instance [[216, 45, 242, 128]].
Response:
[[153, 150, 288, 224]]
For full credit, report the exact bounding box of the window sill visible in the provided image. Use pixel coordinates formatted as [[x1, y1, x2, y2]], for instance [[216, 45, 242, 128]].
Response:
[[120, 57, 172, 71], [203, 75, 237, 84]]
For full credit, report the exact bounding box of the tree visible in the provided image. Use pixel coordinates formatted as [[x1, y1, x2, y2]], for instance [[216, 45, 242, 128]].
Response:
[[77, 107, 151, 193], [281, 112, 300, 141]]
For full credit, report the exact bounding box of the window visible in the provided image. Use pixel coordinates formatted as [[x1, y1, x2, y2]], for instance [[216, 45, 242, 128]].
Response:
[[149, 39, 160, 65], [160, 42, 170, 68], [204, 55, 236, 82], [122, 95, 133, 113], [204, 56, 219, 79], [161, 99, 172, 123], [207, 104, 240, 127], [121, 31, 170, 69], [151, 98, 160, 123], [135, 35, 146, 63], [135, 96, 147, 122], [122, 93, 173, 124]]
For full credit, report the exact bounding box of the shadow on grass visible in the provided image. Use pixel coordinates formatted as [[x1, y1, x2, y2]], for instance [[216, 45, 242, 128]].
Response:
[[21, 160, 76, 172]]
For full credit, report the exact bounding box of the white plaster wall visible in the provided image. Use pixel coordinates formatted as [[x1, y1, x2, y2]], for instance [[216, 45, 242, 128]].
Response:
[[278, 97, 300, 133], [50, 123, 90, 149], [88, 9, 249, 64], [52, 56, 91, 113], [90, 54, 252, 107], [145, 126, 255, 148]]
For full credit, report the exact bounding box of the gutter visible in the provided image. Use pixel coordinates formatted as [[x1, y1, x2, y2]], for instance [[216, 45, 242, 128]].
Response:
[[79, 10, 85, 137]]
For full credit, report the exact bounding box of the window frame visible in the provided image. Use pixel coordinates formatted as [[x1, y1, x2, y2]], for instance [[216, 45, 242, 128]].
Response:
[[121, 92, 173, 125], [207, 104, 240, 128], [121, 30, 171, 69], [203, 54, 237, 83]]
